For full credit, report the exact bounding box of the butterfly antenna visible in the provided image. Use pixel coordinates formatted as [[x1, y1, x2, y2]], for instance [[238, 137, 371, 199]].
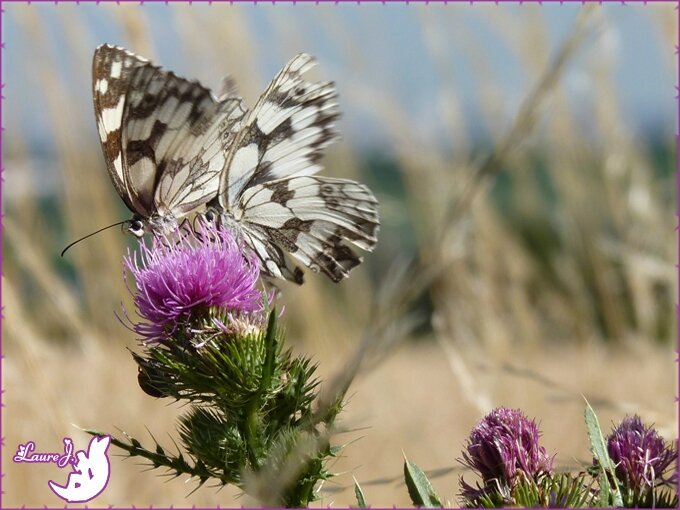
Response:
[[60, 220, 129, 257]]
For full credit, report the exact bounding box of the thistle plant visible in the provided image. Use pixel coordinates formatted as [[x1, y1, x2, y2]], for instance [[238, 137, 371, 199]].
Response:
[[601, 415, 678, 508], [384, 405, 676, 509], [458, 407, 560, 507], [386, 406, 593, 509], [90, 225, 343, 507], [122, 226, 265, 345]]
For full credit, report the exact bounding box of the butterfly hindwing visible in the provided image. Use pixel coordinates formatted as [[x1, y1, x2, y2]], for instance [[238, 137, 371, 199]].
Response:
[[236, 176, 379, 283], [237, 227, 306, 284]]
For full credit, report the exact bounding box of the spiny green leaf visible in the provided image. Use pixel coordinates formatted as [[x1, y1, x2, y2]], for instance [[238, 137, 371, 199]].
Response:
[[652, 487, 679, 508], [585, 401, 613, 471], [354, 477, 368, 508], [511, 472, 594, 508], [598, 468, 611, 507], [584, 399, 623, 507], [403, 457, 442, 508]]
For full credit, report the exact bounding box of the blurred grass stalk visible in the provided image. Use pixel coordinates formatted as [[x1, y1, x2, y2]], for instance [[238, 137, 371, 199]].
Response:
[[2, 3, 677, 506]]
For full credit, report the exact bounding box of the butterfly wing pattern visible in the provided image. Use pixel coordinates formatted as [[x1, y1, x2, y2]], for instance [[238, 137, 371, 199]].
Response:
[[92, 44, 246, 235], [93, 45, 378, 283], [214, 54, 380, 284]]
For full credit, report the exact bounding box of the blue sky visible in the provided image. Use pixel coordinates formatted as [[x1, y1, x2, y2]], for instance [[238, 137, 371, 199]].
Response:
[[2, 4, 676, 153]]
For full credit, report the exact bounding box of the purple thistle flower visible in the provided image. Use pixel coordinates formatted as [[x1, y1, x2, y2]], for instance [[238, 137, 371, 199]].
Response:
[[123, 224, 264, 343], [606, 415, 677, 491], [459, 407, 554, 502]]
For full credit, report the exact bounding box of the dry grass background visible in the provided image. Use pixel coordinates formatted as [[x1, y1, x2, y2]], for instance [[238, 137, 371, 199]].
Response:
[[2, 4, 677, 507]]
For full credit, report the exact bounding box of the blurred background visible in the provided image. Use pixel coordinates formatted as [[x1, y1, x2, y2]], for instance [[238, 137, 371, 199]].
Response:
[[2, 3, 677, 507]]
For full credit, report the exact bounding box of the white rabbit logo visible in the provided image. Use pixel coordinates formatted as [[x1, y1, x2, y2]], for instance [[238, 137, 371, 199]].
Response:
[[48, 435, 111, 503]]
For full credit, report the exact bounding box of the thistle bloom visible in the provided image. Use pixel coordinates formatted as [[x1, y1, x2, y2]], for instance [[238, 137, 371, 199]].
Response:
[[124, 225, 263, 343], [459, 407, 554, 502], [606, 415, 677, 490]]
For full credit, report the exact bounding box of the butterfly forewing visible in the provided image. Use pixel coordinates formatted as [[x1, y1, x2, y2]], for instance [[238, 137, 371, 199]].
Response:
[[93, 45, 149, 213], [218, 53, 340, 209], [93, 44, 246, 232]]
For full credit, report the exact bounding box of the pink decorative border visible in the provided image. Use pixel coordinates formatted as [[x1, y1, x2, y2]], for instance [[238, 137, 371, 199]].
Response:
[[0, 0, 676, 508], [0, 1, 677, 4]]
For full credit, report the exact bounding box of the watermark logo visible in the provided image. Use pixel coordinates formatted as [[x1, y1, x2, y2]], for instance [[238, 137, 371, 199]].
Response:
[[13, 435, 111, 503]]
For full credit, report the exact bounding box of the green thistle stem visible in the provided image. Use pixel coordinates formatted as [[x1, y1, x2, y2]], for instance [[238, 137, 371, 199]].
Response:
[[243, 310, 278, 469]]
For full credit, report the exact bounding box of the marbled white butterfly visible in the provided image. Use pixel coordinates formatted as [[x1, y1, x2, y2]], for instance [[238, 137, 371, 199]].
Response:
[[94, 45, 379, 283]]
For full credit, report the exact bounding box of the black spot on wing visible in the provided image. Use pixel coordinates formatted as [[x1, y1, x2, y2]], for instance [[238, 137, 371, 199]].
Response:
[[269, 181, 295, 204], [292, 267, 305, 284], [282, 217, 313, 233], [126, 92, 161, 118], [126, 120, 167, 166], [251, 227, 306, 285], [102, 131, 122, 165], [260, 218, 314, 253], [311, 243, 362, 283], [268, 118, 295, 146]]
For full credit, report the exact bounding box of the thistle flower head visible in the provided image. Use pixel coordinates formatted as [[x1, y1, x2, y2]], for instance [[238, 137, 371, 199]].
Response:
[[124, 224, 264, 343], [606, 415, 677, 491], [459, 407, 554, 502]]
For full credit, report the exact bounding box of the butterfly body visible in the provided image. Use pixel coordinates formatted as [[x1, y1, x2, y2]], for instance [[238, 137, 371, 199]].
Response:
[[129, 212, 177, 238], [93, 45, 379, 283]]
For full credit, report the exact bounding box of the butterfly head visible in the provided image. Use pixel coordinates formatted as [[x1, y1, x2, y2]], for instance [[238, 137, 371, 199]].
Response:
[[197, 206, 230, 232], [202, 207, 218, 224], [126, 214, 182, 238], [126, 216, 146, 238]]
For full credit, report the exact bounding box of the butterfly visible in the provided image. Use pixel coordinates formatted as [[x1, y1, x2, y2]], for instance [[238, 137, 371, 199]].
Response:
[[92, 43, 245, 237], [94, 45, 379, 284], [203, 53, 380, 284]]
